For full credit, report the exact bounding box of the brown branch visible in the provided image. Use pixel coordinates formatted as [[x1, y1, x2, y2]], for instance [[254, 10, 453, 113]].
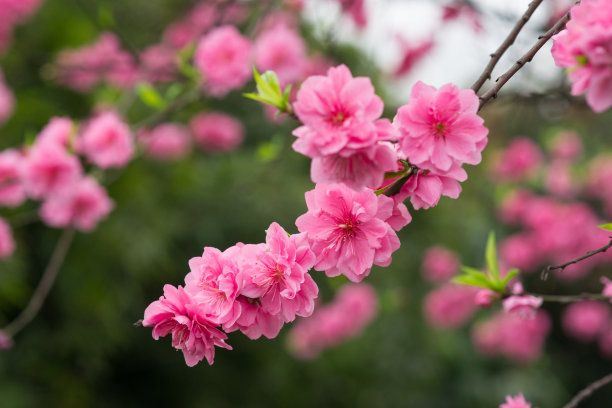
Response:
[[525, 292, 611, 304], [541, 238, 612, 280], [478, 4, 577, 111], [471, 0, 545, 93], [563, 373, 612, 408], [3, 228, 76, 338]]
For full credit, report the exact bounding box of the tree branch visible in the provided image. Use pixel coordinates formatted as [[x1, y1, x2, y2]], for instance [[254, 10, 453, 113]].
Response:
[[563, 373, 612, 408], [525, 293, 611, 304], [3, 228, 76, 337], [478, 4, 576, 111], [541, 238, 612, 280], [471, 0, 545, 93]]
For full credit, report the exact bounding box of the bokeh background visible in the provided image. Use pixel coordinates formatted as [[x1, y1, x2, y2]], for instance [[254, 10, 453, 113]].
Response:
[[0, 1, 611, 407]]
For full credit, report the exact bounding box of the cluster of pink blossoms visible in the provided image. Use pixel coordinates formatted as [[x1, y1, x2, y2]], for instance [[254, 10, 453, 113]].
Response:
[[551, 0, 612, 112], [562, 300, 612, 358], [143, 222, 318, 366], [0, 0, 42, 53], [0, 112, 136, 258], [288, 283, 378, 359]]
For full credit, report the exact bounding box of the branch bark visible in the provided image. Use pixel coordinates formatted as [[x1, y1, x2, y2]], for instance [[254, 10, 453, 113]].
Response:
[[563, 373, 612, 408], [541, 238, 612, 280]]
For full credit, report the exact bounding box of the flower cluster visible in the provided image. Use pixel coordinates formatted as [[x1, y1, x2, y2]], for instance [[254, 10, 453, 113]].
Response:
[[0, 0, 42, 53], [562, 300, 612, 357], [288, 283, 378, 359], [144, 222, 319, 365], [551, 0, 612, 112]]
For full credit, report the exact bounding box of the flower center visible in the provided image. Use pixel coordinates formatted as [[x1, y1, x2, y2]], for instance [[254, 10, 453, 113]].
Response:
[[433, 123, 446, 137], [329, 110, 348, 126]]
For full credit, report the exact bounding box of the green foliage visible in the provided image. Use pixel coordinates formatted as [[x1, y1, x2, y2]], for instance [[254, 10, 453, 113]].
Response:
[[136, 83, 167, 110], [244, 68, 292, 114], [599, 223, 612, 232]]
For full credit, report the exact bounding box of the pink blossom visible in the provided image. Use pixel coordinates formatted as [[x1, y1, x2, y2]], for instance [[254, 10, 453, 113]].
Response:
[[77, 111, 134, 169], [395, 81, 488, 172], [472, 310, 551, 363], [239, 223, 318, 323], [0, 329, 13, 350], [295, 183, 400, 282], [0, 0, 42, 23], [392, 35, 434, 78], [162, 2, 218, 49], [490, 137, 542, 182], [602, 277, 612, 299], [498, 189, 535, 225], [500, 394, 532, 408], [139, 45, 178, 83], [400, 164, 467, 210], [585, 155, 612, 218], [0, 69, 14, 124], [288, 283, 378, 359], [194, 25, 252, 96], [562, 300, 610, 342], [475, 289, 498, 307], [189, 112, 244, 152], [551, 0, 612, 112], [337, 0, 367, 28], [185, 246, 243, 326], [225, 295, 284, 340], [138, 123, 192, 160], [254, 24, 307, 86], [500, 234, 538, 272], [548, 130, 582, 162], [40, 176, 114, 232], [423, 283, 477, 328], [0, 149, 26, 207], [0, 217, 15, 259], [376, 194, 412, 232], [293, 65, 384, 155], [421, 246, 460, 283], [53, 32, 139, 91], [441, 2, 483, 32], [502, 295, 543, 319], [143, 284, 231, 366], [36, 117, 74, 149], [21, 143, 82, 199], [544, 159, 576, 197]]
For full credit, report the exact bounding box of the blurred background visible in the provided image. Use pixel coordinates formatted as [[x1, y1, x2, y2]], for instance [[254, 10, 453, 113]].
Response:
[[0, 0, 611, 407]]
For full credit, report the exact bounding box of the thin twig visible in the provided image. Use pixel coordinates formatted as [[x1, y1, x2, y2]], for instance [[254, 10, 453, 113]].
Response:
[[471, 0, 545, 93], [478, 4, 576, 111], [541, 238, 612, 280], [525, 292, 611, 304], [563, 373, 612, 408], [383, 166, 418, 197], [3, 228, 76, 337]]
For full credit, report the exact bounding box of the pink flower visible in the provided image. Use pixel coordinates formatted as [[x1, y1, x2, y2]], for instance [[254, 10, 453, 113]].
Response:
[[472, 310, 551, 363], [36, 117, 74, 149], [53, 32, 138, 92], [162, 2, 218, 49], [602, 277, 612, 299], [0, 217, 15, 259], [288, 283, 378, 359], [544, 159, 576, 197], [239, 222, 318, 323], [337, 0, 367, 28], [423, 284, 477, 328], [490, 137, 542, 182], [548, 130, 582, 162], [392, 35, 434, 78], [185, 246, 243, 326], [139, 44, 178, 83], [21, 143, 82, 199], [400, 164, 467, 210], [500, 394, 532, 408], [395, 81, 488, 172], [0, 0, 42, 23], [254, 24, 307, 86], [138, 123, 192, 160], [39, 176, 114, 232], [189, 112, 244, 152], [0, 69, 14, 124], [502, 295, 543, 319], [562, 300, 610, 342], [421, 246, 460, 283], [293, 65, 384, 157], [551, 0, 612, 112], [143, 284, 232, 366], [295, 183, 400, 282], [475, 289, 499, 307], [224, 295, 284, 340], [376, 194, 412, 232], [0, 149, 26, 207], [77, 111, 134, 169], [194, 25, 252, 96]]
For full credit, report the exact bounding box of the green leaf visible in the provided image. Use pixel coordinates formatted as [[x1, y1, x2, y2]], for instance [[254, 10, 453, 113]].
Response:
[[485, 232, 500, 283], [452, 275, 492, 290], [501, 269, 519, 286], [136, 83, 166, 110], [460, 266, 485, 276], [599, 223, 612, 232]]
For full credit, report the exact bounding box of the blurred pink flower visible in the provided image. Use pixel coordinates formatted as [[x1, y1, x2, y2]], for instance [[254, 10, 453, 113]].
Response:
[[138, 123, 192, 160], [36, 117, 74, 149], [139, 44, 178, 83], [421, 246, 460, 283], [0, 149, 26, 207], [562, 300, 610, 342], [254, 24, 307, 86], [423, 283, 477, 328], [490, 137, 542, 182], [0, 69, 14, 124], [500, 393, 531, 408], [502, 295, 543, 319], [548, 130, 582, 162], [194, 25, 252, 96], [21, 143, 82, 199], [189, 112, 244, 152], [77, 111, 134, 169], [40, 176, 114, 232]]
